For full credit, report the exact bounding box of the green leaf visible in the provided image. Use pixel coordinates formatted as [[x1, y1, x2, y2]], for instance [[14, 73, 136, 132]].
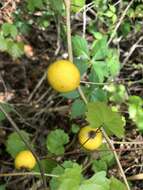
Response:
[[110, 176, 126, 190], [106, 84, 128, 103], [46, 129, 69, 155], [50, 161, 76, 190], [27, 0, 44, 12], [104, 10, 114, 18], [48, 0, 63, 14], [71, 124, 80, 133], [92, 32, 103, 40], [92, 61, 108, 82], [71, 99, 86, 118], [92, 143, 115, 173], [0, 184, 6, 190], [79, 171, 110, 190], [58, 164, 82, 190], [91, 49, 120, 82], [33, 159, 57, 173], [128, 96, 143, 131], [106, 49, 120, 77], [6, 130, 31, 158], [120, 21, 131, 36], [109, 5, 116, 13], [90, 88, 107, 102], [128, 96, 142, 119], [2, 23, 18, 38], [89, 67, 100, 83], [99, 144, 115, 167], [86, 101, 125, 138], [0, 102, 13, 122], [50, 165, 65, 190], [92, 159, 107, 172], [74, 58, 88, 75], [7, 41, 24, 58], [0, 36, 7, 51], [71, 0, 85, 13], [91, 36, 108, 60], [72, 35, 89, 59], [61, 90, 79, 99]]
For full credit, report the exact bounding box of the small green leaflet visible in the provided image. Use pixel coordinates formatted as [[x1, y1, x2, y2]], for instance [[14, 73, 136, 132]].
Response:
[[128, 96, 143, 131], [72, 35, 89, 59], [71, 0, 85, 13], [71, 124, 80, 133], [58, 164, 82, 190], [50, 164, 125, 190], [48, 0, 64, 14], [110, 176, 126, 190], [91, 36, 108, 60], [74, 58, 88, 75], [86, 101, 125, 138], [27, 0, 44, 12], [7, 41, 24, 59], [79, 171, 110, 190], [46, 129, 69, 155], [91, 36, 120, 81], [106, 84, 128, 103], [61, 89, 80, 99], [2, 23, 18, 38], [0, 36, 7, 51], [50, 165, 64, 190], [92, 61, 108, 83], [0, 102, 13, 122], [71, 99, 86, 118], [92, 159, 108, 172], [6, 130, 31, 158], [92, 50, 120, 82], [99, 144, 115, 167], [0, 184, 6, 190], [89, 88, 107, 102], [50, 161, 76, 190], [33, 159, 57, 174], [106, 49, 120, 77]]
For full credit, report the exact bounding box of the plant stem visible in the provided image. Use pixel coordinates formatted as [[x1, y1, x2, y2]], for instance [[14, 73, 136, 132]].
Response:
[[64, 0, 73, 63], [102, 129, 130, 190], [0, 104, 47, 189], [78, 86, 88, 104], [64, 1, 131, 189], [0, 172, 59, 178]]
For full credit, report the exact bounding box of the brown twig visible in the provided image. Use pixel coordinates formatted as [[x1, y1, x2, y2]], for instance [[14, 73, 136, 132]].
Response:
[[127, 173, 143, 181], [27, 72, 47, 103], [108, 0, 134, 45]]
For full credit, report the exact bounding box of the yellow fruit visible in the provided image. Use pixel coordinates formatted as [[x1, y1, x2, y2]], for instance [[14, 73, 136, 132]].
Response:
[[78, 126, 102, 151], [15, 150, 36, 170], [47, 60, 80, 92]]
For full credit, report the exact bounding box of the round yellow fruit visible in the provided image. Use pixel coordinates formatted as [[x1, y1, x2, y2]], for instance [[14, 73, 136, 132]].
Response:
[[15, 150, 36, 170], [78, 126, 102, 151], [47, 60, 80, 92]]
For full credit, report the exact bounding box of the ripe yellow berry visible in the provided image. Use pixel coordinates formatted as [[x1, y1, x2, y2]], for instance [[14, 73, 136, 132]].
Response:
[[47, 60, 80, 92], [15, 150, 36, 170], [78, 126, 102, 151]]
